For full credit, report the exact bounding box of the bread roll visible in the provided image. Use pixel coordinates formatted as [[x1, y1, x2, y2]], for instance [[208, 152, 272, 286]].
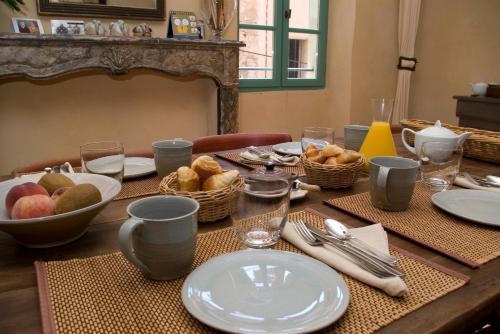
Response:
[[177, 166, 200, 192], [307, 151, 327, 164], [336, 151, 362, 164], [325, 157, 338, 165], [322, 145, 344, 158], [305, 144, 318, 157], [202, 170, 240, 191], [191, 155, 223, 182]]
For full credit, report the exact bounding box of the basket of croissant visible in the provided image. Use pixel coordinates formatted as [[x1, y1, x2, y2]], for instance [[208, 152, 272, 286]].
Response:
[[301, 144, 365, 189], [159, 155, 244, 223]]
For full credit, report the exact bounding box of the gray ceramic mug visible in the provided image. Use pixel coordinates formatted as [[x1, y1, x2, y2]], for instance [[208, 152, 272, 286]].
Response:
[[152, 139, 193, 178], [344, 125, 369, 151], [369, 157, 419, 211], [118, 196, 200, 280]]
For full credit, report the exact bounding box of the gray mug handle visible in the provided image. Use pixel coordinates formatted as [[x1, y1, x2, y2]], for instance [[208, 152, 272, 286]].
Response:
[[118, 218, 151, 274], [377, 166, 391, 206]]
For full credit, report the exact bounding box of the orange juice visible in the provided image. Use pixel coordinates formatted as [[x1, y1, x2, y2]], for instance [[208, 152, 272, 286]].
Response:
[[359, 121, 397, 167]]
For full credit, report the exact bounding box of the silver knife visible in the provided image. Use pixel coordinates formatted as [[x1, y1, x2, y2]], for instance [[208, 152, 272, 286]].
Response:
[[305, 223, 405, 277]]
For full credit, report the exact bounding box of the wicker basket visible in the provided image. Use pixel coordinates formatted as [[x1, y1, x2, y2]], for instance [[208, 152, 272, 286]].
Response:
[[159, 173, 245, 223], [301, 154, 365, 189], [400, 119, 500, 164]]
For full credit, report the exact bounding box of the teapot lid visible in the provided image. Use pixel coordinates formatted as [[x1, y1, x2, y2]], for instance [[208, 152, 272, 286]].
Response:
[[419, 120, 458, 138], [249, 162, 297, 182]]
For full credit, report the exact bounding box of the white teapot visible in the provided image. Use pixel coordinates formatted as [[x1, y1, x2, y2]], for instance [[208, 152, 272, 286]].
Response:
[[109, 20, 129, 36], [401, 120, 471, 154], [85, 20, 106, 36]]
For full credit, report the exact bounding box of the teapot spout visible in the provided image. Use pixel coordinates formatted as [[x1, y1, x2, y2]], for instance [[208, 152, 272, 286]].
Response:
[[457, 132, 472, 145]]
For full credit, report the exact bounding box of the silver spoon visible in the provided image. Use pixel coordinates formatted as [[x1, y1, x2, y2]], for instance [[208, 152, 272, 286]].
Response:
[[324, 218, 399, 265], [486, 175, 500, 186], [463, 172, 498, 187]]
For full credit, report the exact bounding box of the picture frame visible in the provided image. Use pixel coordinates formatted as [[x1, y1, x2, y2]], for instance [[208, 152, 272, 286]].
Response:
[[50, 19, 85, 35], [11, 17, 44, 34]]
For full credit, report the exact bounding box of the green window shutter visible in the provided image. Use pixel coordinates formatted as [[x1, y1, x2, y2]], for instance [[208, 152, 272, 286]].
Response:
[[239, 0, 328, 92]]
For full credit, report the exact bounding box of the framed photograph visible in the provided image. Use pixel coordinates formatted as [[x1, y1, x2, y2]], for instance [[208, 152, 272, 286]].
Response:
[[50, 20, 85, 35], [11, 18, 44, 34]]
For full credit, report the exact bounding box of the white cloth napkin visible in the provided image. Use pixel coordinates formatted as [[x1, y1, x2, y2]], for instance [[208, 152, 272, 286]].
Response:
[[282, 222, 408, 297], [454, 176, 500, 193], [239, 151, 300, 166]]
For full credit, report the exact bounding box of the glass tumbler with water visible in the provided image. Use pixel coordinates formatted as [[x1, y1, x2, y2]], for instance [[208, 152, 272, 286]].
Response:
[[81, 141, 125, 182], [419, 141, 463, 191], [301, 127, 334, 151], [231, 176, 290, 249]]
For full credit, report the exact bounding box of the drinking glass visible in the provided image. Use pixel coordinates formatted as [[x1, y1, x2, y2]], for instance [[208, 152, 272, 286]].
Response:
[[419, 141, 463, 191], [301, 127, 334, 151], [231, 178, 290, 249], [81, 141, 125, 183]]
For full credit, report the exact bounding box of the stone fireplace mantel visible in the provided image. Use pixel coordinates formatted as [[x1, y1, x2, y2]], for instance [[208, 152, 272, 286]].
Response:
[[0, 33, 244, 134]]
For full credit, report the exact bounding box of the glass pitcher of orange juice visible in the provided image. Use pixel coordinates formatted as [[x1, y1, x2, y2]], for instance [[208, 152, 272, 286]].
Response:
[[359, 98, 397, 166]]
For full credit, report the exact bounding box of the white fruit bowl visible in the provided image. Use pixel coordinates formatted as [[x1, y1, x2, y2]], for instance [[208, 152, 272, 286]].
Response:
[[0, 173, 121, 248]]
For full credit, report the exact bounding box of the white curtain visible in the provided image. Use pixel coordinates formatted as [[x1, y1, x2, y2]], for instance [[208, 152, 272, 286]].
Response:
[[393, 0, 421, 124]]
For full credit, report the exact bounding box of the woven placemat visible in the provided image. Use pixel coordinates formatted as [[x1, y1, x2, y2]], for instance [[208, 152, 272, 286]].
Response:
[[325, 183, 500, 268], [215, 151, 306, 176], [114, 175, 162, 200], [35, 210, 468, 334]]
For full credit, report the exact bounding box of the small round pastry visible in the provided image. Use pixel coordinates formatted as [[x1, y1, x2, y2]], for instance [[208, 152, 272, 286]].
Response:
[[191, 155, 223, 182]]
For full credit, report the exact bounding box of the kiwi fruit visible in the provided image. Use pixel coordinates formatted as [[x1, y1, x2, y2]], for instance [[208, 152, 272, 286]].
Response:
[[54, 184, 102, 214], [38, 173, 75, 195]]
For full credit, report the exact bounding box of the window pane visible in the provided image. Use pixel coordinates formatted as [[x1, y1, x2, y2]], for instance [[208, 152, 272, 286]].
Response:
[[288, 33, 318, 79], [289, 0, 320, 30], [239, 0, 274, 26], [239, 29, 274, 79]]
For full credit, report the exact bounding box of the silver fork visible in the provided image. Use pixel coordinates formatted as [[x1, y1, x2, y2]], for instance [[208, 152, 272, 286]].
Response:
[[292, 221, 398, 278], [248, 146, 294, 163]]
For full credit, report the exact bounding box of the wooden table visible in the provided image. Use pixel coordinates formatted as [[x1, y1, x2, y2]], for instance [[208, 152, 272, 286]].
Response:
[[1, 140, 499, 334]]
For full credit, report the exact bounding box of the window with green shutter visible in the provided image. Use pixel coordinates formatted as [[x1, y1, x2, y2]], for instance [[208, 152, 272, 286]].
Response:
[[238, 0, 329, 91]]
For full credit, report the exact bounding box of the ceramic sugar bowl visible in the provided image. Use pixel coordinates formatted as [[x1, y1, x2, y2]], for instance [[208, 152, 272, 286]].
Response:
[[401, 120, 471, 155]]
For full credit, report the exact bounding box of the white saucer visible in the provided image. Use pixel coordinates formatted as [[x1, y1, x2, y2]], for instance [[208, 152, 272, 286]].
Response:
[[272, 142, 302, 156], [182, 249, 349, 333], [124, 157, 156, 180]]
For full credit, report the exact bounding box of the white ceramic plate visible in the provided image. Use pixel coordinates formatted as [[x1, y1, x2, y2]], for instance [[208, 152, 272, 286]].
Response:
[[124, 157, 156, 179], [273, 142, 302, 156], [432, 189, 500, 227], [182, 249, 349, 334]]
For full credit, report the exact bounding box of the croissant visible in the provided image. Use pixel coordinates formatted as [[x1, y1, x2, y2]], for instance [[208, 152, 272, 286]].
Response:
[[336, 151, 362, 164], [191, 155, 223, 182], [325, 157, 338, 165], [322, 144, 344, 158], [202, 170, 240, 191], [177, 166, 200, 192]]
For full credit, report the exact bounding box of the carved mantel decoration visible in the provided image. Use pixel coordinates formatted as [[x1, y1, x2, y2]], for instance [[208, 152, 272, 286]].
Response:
[[0, 34, 244, 134]]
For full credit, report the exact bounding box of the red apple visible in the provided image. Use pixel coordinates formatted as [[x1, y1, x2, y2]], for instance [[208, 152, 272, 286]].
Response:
[[51, 187, 71, 203], [5, 182, 49, 215], [11, 194, 55, 219]]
